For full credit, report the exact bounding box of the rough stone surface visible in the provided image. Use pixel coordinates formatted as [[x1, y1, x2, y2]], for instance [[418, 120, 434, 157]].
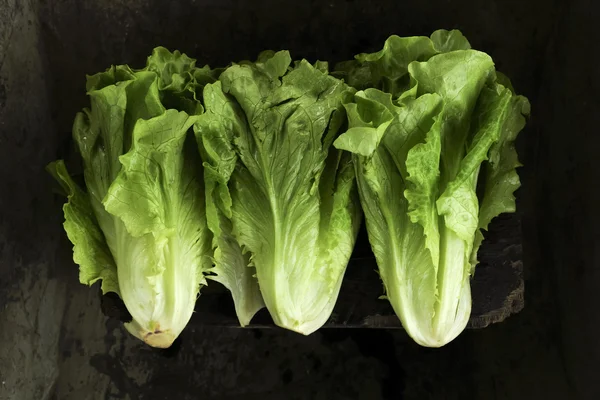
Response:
[[0, 1, 66, 399], [2, 0, 597, 399]]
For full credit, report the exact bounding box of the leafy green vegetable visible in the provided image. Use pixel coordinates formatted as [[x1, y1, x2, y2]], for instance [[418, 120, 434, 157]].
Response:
[[334, 30, 529, 347], [50, 34, 528, 344], [334, 29, 471, 96], [195, 81, 265, 326], [47, 160, 120, 295], [195, 51, 361, 335], [49, 48, 218, 348]]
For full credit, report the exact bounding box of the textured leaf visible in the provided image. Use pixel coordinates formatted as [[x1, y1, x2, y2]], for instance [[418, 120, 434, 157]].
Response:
[[145, 47, 220, 115], [201, 51, 360, 334], [336, 90, 444, 346], [47, 160, 119, 295], [333, 29, 470, 96], [103, 109, 212, 345], [50, 48, 217, 348], [195, 81, 265, 326], [336, 38, 529, 347], [470, 85, 531, 267], [430, 29, 471, 53]]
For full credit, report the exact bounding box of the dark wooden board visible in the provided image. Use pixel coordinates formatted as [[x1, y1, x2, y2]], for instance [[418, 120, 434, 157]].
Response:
[[102, 211, 523, 330]]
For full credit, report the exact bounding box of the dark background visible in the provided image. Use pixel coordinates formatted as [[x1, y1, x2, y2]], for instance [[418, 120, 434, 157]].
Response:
[[1, 0, 598, 399]]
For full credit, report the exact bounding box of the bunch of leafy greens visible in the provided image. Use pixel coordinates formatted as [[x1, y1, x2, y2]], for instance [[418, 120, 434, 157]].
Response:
[[334, 30, 530, 347], [50, 47, 360, 345], [47, 48, 263, 348], [50, 31, 528, 347], [194, 51, 361, 335]]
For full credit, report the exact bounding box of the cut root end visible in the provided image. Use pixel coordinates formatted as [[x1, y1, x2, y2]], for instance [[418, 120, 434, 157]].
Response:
[[143, 328, 176, 348]]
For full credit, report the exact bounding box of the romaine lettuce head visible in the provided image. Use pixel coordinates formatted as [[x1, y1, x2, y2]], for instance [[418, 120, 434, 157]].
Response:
[[195, 51, 361, 335], [48, 48, 218, 348], [334, 30, 530, 347]]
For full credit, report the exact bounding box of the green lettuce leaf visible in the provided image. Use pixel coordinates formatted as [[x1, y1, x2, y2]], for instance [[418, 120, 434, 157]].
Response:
[[145, 46, 221, 115], [102, 109, 212, 347], [47, 160, 119, 295], [336, 92, 446, 346], [194, 81, 265, 326], [470, 83, 530, 268], [195, 51, 360, 334], [334, 29, 470, 95], [50, 48, 215, 348], [335, 34, 529, 347]]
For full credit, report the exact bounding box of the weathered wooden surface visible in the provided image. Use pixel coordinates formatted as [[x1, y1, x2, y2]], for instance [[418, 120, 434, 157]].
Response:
[[101, 211, 524, 330]]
